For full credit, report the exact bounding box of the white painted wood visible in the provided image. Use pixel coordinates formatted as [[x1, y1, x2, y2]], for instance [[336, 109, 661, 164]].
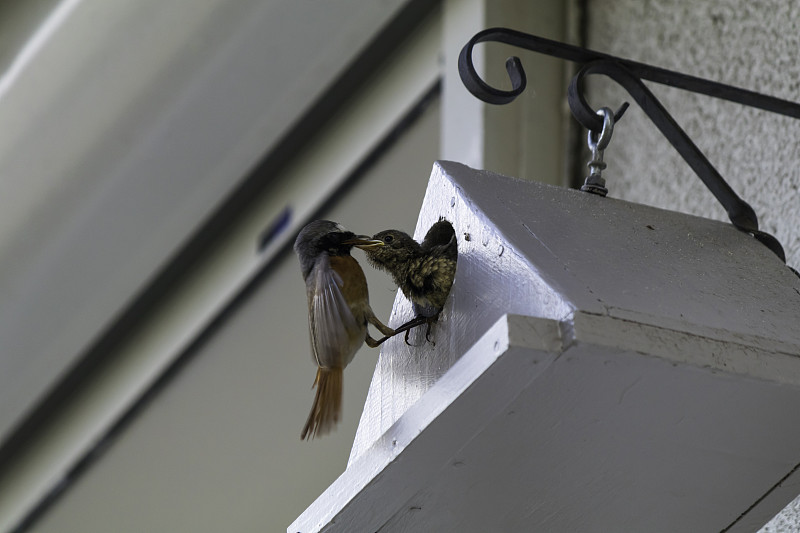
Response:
[[730, 465, 800, 533], [293, 311, 800, 532], [440, 160, 800, 346], [348, 162, 573, 464], [350, 160, 800, 464], [306, 160, 800, 531], [292, 314, 565, 533]]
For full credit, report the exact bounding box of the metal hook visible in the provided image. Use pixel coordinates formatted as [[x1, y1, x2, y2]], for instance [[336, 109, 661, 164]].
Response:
[[582, 107, 615, 196], [458, 28, 628, 125], [571, 60, 785, 261], [569, 62, 761, 226], [458, 27, 800, 119], [587, 107, 615, 153]]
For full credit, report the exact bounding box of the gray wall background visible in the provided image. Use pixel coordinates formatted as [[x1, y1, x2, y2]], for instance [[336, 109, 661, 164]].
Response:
[[587, 0, 800, 270], [587, 1, 800, 529]]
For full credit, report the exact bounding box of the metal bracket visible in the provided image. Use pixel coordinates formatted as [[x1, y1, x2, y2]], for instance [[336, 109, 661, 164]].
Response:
[[458, 27, 800, 263]]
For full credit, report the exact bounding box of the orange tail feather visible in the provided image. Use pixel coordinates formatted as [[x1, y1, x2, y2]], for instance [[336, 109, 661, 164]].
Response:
[[301, 367, 343, 440]]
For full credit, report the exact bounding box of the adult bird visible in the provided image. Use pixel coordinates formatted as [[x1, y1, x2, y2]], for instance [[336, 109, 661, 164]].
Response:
[[294, 220, 394, 440]]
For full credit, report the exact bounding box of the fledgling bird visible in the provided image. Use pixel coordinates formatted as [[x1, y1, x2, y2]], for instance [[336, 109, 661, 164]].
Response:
[[294, 220, 395, 440], [353, 218, 457, 344]]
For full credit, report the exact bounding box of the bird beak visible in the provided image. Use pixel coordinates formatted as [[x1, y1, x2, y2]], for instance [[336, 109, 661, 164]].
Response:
[[343, 235, 384, 249]]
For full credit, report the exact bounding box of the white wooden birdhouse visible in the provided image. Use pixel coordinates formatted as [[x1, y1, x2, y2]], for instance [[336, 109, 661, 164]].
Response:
[[291, 160, 800, 533]]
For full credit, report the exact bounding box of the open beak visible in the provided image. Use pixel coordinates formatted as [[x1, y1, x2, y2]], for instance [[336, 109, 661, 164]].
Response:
[[343, 235, 384, 249]]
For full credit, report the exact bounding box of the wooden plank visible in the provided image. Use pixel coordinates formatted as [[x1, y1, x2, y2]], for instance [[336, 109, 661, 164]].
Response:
[[292, 313, 800, 532], [351, 160, 800, 463], [291, 315, 563, 533]]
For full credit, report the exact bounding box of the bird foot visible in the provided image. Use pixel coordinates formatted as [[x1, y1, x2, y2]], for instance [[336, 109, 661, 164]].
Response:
[[397, 315, 438, 346], [368, 315, 439, 347]]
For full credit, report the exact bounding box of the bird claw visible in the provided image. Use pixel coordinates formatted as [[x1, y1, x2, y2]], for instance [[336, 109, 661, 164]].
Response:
[[395, 314, 438, 346], [425, 322, 435, 344], [404, 328, 414, 346], [368, 314, 440, 347], [403, 322, 435, 346]]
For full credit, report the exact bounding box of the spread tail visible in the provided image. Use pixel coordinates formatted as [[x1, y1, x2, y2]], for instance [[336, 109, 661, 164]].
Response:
[[301, 367, 343, 440]]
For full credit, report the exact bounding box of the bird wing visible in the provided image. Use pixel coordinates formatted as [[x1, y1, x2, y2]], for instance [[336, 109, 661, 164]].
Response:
[[421, 219, 457, 265], [421, 220, 456, 251], [308, 254, 361, 369]]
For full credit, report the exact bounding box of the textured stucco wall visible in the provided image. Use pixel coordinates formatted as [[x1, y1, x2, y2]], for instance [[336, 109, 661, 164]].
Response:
[[587, 1, 800, 530], [586, 0, 800, 272]]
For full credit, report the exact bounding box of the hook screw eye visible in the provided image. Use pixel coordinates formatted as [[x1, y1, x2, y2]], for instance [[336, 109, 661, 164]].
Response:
[[582, 107, 615, 197]]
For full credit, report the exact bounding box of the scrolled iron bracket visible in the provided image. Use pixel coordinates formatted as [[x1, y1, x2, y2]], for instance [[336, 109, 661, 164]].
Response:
[[458, 27, 800, 264]]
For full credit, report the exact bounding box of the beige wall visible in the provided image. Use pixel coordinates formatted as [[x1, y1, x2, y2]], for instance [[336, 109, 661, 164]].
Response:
[[586, 0, 800, 269], [587, 1, 800, 529]]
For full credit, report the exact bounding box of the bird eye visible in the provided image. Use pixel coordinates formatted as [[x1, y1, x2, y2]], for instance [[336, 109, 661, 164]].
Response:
[[384, 235, 394, 243]]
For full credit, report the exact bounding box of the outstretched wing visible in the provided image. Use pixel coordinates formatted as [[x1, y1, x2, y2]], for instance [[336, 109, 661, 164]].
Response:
[[307, 254, 362, 369], [422, 219, 457, 265]]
